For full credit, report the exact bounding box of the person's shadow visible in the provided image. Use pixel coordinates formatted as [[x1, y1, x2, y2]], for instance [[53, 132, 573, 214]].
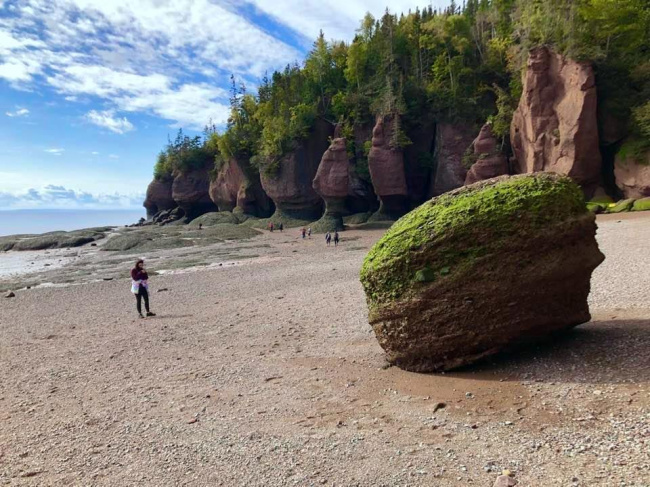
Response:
[[453, 318, 650, 385]]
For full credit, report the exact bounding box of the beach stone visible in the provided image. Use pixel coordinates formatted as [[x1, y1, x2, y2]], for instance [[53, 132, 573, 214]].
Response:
[[360, 173, 604, 372], [493, 475, 518, 487], [5, 291, 16, 298]]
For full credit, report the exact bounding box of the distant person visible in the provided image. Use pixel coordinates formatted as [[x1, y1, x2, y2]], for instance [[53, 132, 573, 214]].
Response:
[[269, 222, 274, 232], [334, 231, 340, 247], [198, 223, 203, 230], [279, 222, 283, 232], [307, 227, 312, 238], [301, 228, 306, 239], [325, 232, 331, 246], [131, 259, 156, 319]]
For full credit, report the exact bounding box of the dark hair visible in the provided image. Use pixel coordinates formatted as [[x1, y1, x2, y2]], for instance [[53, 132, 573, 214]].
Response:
[[135, 259, 144, 268]]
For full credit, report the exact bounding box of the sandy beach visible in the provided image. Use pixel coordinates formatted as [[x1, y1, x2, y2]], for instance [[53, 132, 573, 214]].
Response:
[[1, 214, 649, 486]]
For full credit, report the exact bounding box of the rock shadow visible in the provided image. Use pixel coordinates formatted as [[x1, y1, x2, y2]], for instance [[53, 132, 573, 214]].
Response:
[[453, 319, 650, 385]]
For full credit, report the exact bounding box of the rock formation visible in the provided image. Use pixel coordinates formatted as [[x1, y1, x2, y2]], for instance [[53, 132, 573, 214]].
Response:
[[404, 121, 435, 206], [143, 179, 175, 219], [465, 123, 509, 185], [430, 123, 477, 196], [172, 168, 218, 221], [511, 46, 601, 194], [614, 149, 650, 199], [360, 173, 604, 372], [367, 115, 408, 220], [209, 157, 273, 217], [260, 119, 332, 220], [312, 135, 349, 231]]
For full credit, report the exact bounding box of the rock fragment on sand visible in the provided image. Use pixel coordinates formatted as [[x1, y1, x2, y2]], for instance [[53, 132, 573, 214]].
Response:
[[360, 173, 604, 372], [493, 474, 517, 486], [5, 291, 15, 298]]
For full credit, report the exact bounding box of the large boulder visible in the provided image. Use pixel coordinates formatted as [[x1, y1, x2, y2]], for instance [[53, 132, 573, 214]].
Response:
[[465, 123, 509, 185], [312, 136, 349, 231], [367, 115, 408, 220], [209, 157, 273, 217], [260, 119, 332, 220], [360, 173, 604, 372], [511, 46, 601, 194], [429, 123, 477, 196], [614, 149, 650, 199], [172, 168, 218, 221], [143, 179, 175, 219]]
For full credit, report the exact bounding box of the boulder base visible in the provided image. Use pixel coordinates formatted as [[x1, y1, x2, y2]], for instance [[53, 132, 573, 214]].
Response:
[[360, 173, 604, 372]]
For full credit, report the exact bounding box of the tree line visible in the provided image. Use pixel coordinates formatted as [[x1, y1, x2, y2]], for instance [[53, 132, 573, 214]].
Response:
[[154, 0, 650, 181]]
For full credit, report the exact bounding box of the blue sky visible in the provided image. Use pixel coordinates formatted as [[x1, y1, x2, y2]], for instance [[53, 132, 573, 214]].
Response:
[[0, 0, 444, 209]]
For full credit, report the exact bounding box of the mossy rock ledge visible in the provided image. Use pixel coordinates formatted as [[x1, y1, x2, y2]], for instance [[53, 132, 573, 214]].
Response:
[[360, 173, 605, 372]]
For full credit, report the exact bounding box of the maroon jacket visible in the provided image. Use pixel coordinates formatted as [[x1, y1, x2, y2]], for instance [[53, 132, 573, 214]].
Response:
[[131, 268, 148, 281]]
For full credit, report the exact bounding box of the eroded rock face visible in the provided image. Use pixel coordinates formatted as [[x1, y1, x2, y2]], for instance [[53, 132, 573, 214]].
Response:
[[430, 123, 477, 196], [465, 124, 509, 185], [511, 46, 601, 193], [209, 158, 273, 217], [368, 115, 408, 220], [260, 119, 332, 220], [360, 173, 604, 372], [404, 121, 435, 206], [615, 149, 650, 199], [312, 136, 349, 231], [143, 179, 175, 219], [172, 168, 218, 221]]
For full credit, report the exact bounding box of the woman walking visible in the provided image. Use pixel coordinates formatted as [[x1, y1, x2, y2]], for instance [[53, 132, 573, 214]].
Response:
[[131, 259, 156, 319]]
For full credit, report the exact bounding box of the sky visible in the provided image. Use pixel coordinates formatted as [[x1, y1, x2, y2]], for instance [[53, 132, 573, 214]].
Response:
[[0, 0, 446, 210]]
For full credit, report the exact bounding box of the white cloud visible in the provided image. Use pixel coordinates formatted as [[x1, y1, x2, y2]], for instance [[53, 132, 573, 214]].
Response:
[[6, 107, 29, 117], [44, 148, 64, 155], [0, 184, 145, 209], [91, 151, 99, 155], [108, 154, 119, 159], [0, 0, 301, 127], [242, 1, 448, 41], [85, 109, 134, 134]]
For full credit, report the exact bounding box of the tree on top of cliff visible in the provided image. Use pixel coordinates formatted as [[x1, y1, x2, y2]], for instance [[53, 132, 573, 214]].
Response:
[[148, 0, 649, 177]]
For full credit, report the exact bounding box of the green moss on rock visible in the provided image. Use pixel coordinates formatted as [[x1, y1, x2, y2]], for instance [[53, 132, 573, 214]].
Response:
[[360, 173, 587, 307], [632, 197, 650, 212], [606, 198, 636, 213]]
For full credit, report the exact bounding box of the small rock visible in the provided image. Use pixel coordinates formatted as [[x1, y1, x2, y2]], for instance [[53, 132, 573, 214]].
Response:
[[157, 288, 169, 293], [4, 291, 15, 298], [187, 418, 198, 424], [433, 402, 446, 413], [102, 277, 113, 281], [493, 475, 517, 487]]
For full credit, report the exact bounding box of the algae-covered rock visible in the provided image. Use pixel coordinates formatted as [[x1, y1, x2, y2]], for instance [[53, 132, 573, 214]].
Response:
[[360, 173, 604, 372], [586, 192, 615, 213], [189, 212, 240, 227], [606, 198, 636, 213], [632, 197, 650, 212]]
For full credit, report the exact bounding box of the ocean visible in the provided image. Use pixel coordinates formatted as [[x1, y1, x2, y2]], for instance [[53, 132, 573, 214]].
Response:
[[0, 209, 146, 237]]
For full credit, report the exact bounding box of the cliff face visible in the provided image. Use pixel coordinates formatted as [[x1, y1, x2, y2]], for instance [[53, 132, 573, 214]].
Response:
[[172, 168, 218, 221], [143, 179, 175, 219], [367, 115, 408, 220], [260, 118, 333, 220], [209, 157, 273, 217], [312, 136, 349, 231], [465, 123, 509, 185], [614, 149, 650, 199], [511, 46, 601, 194], [430, 123, 477, 196]]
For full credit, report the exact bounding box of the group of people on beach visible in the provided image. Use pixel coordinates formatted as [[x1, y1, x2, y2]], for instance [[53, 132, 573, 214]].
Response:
[[325, 231, 339, 246], [267, 222, 283, 232]]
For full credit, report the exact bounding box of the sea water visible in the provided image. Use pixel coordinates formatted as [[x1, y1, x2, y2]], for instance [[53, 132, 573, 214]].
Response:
[[0, 209, 145, 237]]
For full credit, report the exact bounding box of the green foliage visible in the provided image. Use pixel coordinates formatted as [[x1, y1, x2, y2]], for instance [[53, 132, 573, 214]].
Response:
[[149, 0, 648, 179]]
